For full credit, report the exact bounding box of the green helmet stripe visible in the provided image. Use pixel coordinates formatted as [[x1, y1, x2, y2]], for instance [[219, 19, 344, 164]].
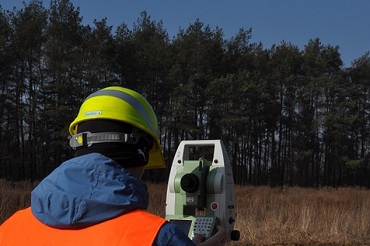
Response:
[[86, 89, 157, 135]]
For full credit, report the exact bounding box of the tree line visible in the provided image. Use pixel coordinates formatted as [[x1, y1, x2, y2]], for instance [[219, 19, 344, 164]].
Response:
[[1, 0, 370, 187]]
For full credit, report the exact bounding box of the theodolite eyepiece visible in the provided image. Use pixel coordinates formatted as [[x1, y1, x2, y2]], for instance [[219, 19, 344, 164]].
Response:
[[181, 174, 199, 193]]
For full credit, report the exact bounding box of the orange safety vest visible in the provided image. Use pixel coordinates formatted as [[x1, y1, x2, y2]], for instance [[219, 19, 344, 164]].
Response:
[[0, 207, 167, 246]]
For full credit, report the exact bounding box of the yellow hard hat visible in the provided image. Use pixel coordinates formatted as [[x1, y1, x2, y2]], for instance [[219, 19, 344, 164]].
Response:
[[69, 86, 165, 169]]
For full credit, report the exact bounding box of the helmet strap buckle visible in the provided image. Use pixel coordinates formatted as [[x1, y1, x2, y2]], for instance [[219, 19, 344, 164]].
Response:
[[69, 131, 141, 149]]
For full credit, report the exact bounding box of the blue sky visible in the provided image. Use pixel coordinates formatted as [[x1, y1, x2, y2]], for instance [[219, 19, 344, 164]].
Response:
[[2, 0, 369, 67]]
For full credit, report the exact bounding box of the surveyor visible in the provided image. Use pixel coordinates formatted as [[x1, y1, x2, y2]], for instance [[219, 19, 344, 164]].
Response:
[[0, 86, 226, 245]]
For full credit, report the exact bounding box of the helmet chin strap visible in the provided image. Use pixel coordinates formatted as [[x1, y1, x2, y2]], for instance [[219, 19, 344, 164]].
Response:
[[69, 130, 142, 149]]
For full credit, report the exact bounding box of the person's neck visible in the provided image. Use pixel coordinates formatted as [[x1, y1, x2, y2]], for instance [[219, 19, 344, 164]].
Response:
[[125, 166, 145, 179]]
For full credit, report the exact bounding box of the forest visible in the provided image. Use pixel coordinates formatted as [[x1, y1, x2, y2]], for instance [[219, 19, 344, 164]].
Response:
[[0, 0, 369, 188]]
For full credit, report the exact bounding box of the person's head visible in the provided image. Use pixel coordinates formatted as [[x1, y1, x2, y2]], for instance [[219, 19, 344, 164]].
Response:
[[68, 86, 165, 176]]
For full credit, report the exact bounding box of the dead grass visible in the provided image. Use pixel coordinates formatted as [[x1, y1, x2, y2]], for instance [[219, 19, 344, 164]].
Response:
[[226, 186, 370, 245], [1, 179, 370, 245], [0, 179, 36, 223]]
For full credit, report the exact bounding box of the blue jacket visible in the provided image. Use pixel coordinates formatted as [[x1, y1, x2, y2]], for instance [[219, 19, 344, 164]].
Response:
[[31, 153, 194, 245]]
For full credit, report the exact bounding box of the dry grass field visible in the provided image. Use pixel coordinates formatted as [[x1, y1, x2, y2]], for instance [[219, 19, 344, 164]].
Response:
[[2, 179, 370, 245]]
